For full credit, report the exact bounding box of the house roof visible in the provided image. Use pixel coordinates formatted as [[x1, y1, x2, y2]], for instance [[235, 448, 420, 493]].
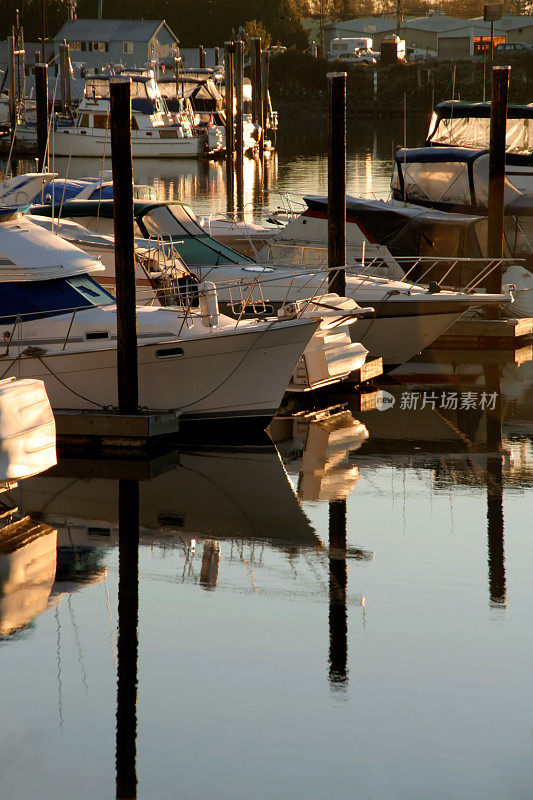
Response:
[[470, 14, 533, 30], [324, 17, 397, 34], [401, 16, 470, 32], [54, 19, 178, 44]]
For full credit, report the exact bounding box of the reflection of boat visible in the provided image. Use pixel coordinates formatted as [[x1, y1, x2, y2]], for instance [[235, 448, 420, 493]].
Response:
[[21, 444, 319, 547]]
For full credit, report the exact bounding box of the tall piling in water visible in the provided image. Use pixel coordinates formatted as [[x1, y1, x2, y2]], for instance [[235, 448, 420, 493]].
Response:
[[261, 50, 270, 144], [251, 37, 264, 155], [7, 35, 16, 133], [224, 42, 235, 213], [35, 62, 48, 171], [327, 72, 347, 296], [214, 46, 220, 66], [175, 47, 180, 97], [486, 65, 510, 295], [199, 45, 206, 69], [59, 41, 71, 114], [234, 40, 244, 166], [110, 78, 139, 415]]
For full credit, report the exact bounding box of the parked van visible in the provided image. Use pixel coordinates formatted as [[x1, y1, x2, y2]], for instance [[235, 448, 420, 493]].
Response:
[[327, 37, 374, 61]]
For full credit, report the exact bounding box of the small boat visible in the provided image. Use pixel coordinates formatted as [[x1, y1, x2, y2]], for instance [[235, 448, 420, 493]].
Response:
[[35, 198, 514, 368], [0, 208, 322, 425], [44, 72, 206, 159]]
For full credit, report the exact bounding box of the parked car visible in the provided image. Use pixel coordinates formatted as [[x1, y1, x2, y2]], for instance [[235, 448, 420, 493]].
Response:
[[494, 41, 533, 53]]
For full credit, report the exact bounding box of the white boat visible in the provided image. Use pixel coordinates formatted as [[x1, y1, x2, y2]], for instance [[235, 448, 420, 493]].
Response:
[[38, 72, 206, 159], [40, 199, 513, 367], [0, 209, 322, 425]]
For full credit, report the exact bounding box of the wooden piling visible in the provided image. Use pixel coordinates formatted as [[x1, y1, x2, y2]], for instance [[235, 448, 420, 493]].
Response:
[[199, 45, 206, 69], [35, 62, 48, 171], [234, 39, 244, 166], [486, 65, 510, 296], [224, 42, 235, 159], [261, 50, 270, 140], [110, 79, 139, 415], [214, 46, 220, 66], [7, 35, 16, 132], [327, 72, 347, 296], [175, 46, 180, 97], [251, 37, 264, 154], [59, 41, 71, 114]]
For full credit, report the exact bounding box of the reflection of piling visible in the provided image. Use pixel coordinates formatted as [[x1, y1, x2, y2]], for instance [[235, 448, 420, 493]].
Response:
[[327, 72, 347, 297], [116, 479, 139, 799], [251, 37, 264, 155], [200, 540, 221, 590], [110, 79, 139, 414], [486, 66, 510, 297], [483, 363, 505, 607], [328, 498, 348, 687], [35, 62, 49, 171]]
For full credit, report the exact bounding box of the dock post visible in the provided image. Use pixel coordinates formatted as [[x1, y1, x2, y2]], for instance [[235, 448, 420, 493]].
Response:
[[214, 46, 220, 66], [327, 72, 347, 296], [224, 42, 235, 213], [261, 50, 270, 144], [251, 37, 264, 155], [59, 41, 71, 114], [110, 79, 139, 415], [35, 62, 48, 171], [115, 478, 139, 799], [486, 65, 510, 296], [328, 498, 348, 686], [234, 39, 244, 167], [175, 46, 180, 97], [199, 45, 206, 69], [7, 35, 16, 133]]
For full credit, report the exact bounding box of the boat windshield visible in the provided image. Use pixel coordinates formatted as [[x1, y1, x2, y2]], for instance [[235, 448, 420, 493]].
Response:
[[0, 275, 114, 324]]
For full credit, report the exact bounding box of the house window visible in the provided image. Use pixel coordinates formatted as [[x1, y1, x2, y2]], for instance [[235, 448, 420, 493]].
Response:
[[123, 41, 133, 54], [70, 41, 82, 51], [92, 41, 108, 52]]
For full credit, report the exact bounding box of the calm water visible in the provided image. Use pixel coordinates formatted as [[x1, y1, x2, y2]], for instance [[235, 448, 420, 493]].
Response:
[[1, 120, 533, 799]]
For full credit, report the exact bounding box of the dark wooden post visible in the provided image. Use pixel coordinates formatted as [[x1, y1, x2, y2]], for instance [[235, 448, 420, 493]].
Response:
[[7, 35, 16, 132], [251, 37, 263, 154], [214, 46, 220, 66], [327, 72, 347, 296], [234, 39, 244, 166], [59, 41, 71, 113], [199, 45, 206, 69], [115, 479, 139, 799], [175, 46, 180, 98], [35, 62, 48, 171], [110, 79, 139, 414], [486, 65, 510, 295], [328, 498, 348, 687], [224, 42, 234, 159], [261, 50, 270, 140]]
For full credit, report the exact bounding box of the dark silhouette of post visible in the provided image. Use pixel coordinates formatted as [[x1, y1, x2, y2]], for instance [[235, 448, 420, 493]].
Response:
[[199, 45, 206, 69], [327, 72, 347, 296], [175, 47, 180, 97], [7, 35, 16, 133], [251, 38, 264, 155], [234, 40, 244, 169], [59, 42, 71, 114], [261, 50, 270, 140], [486, 66, 510, 295], [110, 79, 139, 414], [484, 363, 505, 606], [214, 46, 220, 66], [224, 42, 235, 214], [115, 479, 140, 799], [328, 498, 348, 687], [35, 62, 48, 172]]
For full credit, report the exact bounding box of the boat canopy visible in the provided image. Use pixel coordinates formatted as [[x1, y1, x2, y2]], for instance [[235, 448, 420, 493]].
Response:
[[391, 147, 527, 214], [0, 274, 113, 325], [427, 101, 533, 158], [0, 216, 105, 281], [304, 194, 492, 258], [30, 201, 253, 268]]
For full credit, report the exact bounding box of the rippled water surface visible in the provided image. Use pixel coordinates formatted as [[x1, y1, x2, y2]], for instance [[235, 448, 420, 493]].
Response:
[[1, 120, 532, 799]]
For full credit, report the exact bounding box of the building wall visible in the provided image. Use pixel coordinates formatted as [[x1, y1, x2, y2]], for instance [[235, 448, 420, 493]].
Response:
[[505, 25, 533, 43], [438, 36, 471, 58], [401, 27, 438, 51]]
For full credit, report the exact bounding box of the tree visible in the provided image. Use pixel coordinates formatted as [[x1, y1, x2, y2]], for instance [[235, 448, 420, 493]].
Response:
[[243, 20, 272, 56]]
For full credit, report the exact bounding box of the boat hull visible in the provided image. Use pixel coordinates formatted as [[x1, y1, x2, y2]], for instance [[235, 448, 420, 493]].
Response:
[[2, 320, 319, 423], [45, 129, 205, 158]]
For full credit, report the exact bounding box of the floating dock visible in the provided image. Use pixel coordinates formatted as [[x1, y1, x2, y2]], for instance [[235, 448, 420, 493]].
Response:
[[434, 317, 533, 349]]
